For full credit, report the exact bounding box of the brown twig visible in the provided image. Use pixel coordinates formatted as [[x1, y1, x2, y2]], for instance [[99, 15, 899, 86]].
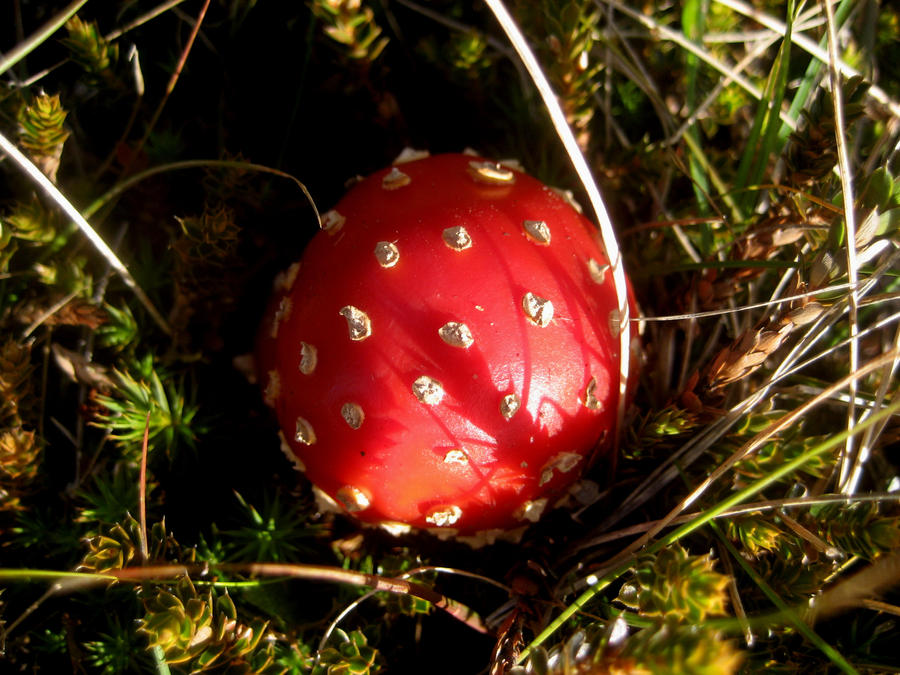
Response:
[[14, 562, 490, 636], [138, 411, 150, 564], [126, 0, 211, 173]]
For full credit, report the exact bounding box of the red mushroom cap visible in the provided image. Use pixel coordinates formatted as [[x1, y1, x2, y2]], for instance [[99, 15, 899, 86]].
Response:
[[256, 153, 638, 537]]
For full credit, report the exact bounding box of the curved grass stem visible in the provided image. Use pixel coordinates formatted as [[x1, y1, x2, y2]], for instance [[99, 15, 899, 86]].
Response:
[[82, 159, 320, 225]]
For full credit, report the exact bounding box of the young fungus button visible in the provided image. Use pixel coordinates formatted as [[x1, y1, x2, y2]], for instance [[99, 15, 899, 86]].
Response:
[[374, 241, 400, 268], [522, 292, 554, 327], [438, 321, 474, 348], [442, 225, 473, 251], [412, 376, 445, 405], [339, 305, 372, 340], [522, 219, 551, 245]]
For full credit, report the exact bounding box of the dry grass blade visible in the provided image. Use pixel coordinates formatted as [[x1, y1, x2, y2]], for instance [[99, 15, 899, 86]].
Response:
[[604, 0, 796, 129], [716, 540, 754, 646], [595, 348, 898, 571], [104, 0, 191, 41], [0, 131, 172, 335], [715, 0, 900, 118], [667, 32, 781, 147], [597, 246, 899, 535], [575, 492, 900, 550], [525, 398, 899, 663], [126, 0, 211, 176], [638, 282, 852, 323], [0, 0, 88, 76], [704, 274, 833, 390], [848, 322, 900, 492], [483, 0, 632, 447], [16, 0, 191, 89], [820, 0, 861, 494], [706, 315, 803, 390], [19, 289, 79, 339], [1, 583, 64, 643], [810, 553, 900, 622]]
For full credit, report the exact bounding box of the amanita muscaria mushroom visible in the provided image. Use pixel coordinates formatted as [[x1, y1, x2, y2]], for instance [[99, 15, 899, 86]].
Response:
[[256, 152, 638, 539]]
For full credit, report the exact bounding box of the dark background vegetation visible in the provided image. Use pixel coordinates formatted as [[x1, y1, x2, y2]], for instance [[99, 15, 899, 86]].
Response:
[[2, 0, 899, 673]]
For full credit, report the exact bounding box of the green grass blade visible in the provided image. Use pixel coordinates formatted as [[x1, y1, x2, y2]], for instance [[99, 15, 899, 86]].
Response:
[[682, 0, 714, 232], [681, 124, 743, 223], [714, 524, 859, 674], [780, 0, 857, 144], [517, 395, 899, 663], [734, 0, 795, 213]]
